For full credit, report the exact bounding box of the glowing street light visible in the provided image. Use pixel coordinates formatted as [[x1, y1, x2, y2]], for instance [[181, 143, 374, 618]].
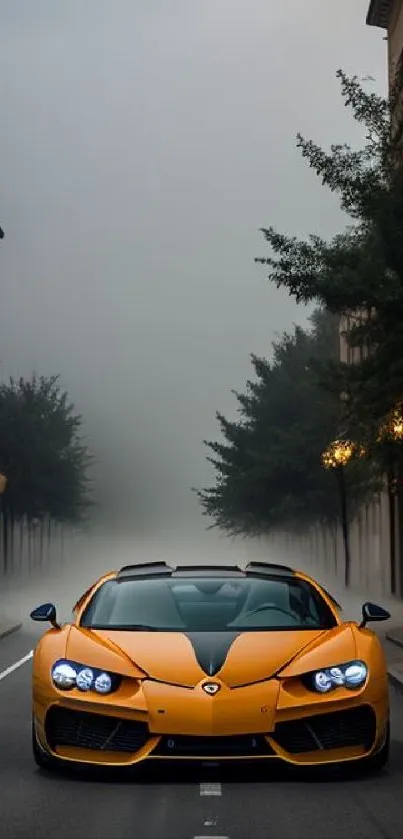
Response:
[[322, 439, 355, 470], [379, 404, 403, 442]]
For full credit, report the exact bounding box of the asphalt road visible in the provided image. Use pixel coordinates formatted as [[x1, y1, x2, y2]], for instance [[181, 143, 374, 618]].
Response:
[[1, 624, 403, 839]]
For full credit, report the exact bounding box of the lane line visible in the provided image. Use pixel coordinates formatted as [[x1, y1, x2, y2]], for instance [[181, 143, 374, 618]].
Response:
[[199, 782, 222, 796], [0, 650, 33, 682]]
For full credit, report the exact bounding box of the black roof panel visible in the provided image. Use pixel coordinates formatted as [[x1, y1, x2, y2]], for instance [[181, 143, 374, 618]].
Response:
[[244, 561, 295, 576], [173, 565, 244, 576], [116, 561, 173, 580], [115, 559, 295, 581]]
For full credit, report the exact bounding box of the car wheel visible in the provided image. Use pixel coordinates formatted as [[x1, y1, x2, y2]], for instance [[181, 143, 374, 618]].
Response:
[[32, 719, 59, 771]]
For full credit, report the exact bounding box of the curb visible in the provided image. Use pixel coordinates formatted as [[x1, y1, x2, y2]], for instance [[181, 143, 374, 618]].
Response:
[[386, 632, 403, 649], [388, 666, 403, 693], [0, 622, 22, 641]]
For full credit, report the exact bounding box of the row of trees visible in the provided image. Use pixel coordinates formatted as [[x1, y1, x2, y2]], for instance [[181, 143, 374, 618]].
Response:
[[197, 70, 403, 589], [0, 374, 92, 573], [196, 308, 373, 537]]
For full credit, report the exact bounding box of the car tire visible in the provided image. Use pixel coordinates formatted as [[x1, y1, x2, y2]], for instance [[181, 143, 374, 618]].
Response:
[[32, 719, 59, 771]]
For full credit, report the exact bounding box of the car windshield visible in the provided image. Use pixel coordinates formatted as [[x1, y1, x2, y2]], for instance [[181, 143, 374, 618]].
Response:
[[80, 575, 337, 632]]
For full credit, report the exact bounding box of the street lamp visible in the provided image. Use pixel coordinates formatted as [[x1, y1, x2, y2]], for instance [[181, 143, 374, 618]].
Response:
[[322, 439, 354, 588]]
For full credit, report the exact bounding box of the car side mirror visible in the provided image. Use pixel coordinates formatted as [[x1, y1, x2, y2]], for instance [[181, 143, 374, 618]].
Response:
[[360, 601, 390, 628], [30, 602, 60, 629]]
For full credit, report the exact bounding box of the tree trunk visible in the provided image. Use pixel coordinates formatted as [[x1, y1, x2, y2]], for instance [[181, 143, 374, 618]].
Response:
[[331, 520, 338, 577], [0, 498, 3, 574], [2, 506, 9, 575], [397, 466, 403, 598], [60, 524, 65, 564], [9, 509, 15, 575], [47, 517, 52, 564], [387, 467, 397, 595], [39, 519, 44, 569], [337, 467, 350, 588], [19, 520, 24, 575], [321, 526, 327, 570], [28, 521, 33, 571]]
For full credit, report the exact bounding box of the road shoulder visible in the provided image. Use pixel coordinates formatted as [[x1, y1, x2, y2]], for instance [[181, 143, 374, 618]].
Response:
[[384, 626, 403, 692], [0, 621, 22, 642]]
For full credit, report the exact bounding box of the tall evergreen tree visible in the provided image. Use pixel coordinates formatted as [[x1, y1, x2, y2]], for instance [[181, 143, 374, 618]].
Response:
[[196, 309, 373, 537], [254, 70, 403, 451], [0, 374, 93, 570], [250, 70, 403, 591]]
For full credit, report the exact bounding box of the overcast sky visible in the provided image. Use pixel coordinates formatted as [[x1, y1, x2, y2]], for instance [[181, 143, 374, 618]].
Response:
[[0, 1, 388, 537]]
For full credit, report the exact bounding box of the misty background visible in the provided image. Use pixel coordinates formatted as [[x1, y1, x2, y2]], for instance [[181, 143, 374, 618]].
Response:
[[0, 1, 388, 571]]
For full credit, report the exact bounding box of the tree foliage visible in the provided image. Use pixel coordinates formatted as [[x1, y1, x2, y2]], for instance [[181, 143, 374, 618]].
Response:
[[255, 69, 403, 454], [196, 309, 374, 536], [0, 374, 93, 531]]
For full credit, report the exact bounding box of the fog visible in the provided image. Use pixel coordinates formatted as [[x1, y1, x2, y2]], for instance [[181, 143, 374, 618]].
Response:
[[0, 1, 387, 541], [5, 527, 403, 638]]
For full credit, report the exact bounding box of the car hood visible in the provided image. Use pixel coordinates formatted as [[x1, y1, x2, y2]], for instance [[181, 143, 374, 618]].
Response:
[[65, 624, 352, 688]]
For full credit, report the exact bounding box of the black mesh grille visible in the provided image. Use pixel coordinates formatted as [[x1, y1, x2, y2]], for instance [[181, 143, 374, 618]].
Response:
[[45, 707, 150, 753], [153, 733, 274, 757], [272, 705, 376, 754]]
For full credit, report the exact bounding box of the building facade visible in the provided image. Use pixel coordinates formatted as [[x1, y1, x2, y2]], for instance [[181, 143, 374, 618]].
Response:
[[368, 1, 403, 144], [367, 1, 403, 73]]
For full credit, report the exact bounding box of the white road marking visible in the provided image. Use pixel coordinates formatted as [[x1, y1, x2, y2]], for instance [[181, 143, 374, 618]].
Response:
[[0, 650, 33, 682], [199, 782, 222, 796], [193, 836, 229, 838]]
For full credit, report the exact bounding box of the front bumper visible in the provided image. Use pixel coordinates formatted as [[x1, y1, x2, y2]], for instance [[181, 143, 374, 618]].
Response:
[[33, 675, 389, 768]]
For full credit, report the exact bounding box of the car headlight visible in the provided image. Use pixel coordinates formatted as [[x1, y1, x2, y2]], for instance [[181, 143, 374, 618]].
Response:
[[307, 661, 368, 693], [51, 659, 120, 695]]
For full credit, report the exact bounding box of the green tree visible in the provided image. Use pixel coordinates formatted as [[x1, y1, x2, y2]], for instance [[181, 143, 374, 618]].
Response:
[[254, 69, 403, 449], [0, 374, 93, 571], [253, 69, 403, 593], [196, 309, 373, 538]]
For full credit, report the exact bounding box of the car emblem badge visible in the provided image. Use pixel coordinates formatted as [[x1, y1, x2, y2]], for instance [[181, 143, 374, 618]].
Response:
[[202, 682, 221, 695]]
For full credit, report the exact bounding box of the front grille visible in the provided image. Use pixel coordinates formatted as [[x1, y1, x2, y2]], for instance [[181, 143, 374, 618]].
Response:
[[45, 707, 150, 753], [153, 733, 274, 758], [272, 705, 376, 754]]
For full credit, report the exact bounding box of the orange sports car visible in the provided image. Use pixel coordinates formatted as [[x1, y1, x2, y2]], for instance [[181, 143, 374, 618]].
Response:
[[30, 560, 391, 773]]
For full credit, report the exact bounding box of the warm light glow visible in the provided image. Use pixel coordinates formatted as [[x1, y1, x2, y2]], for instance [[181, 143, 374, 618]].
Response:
[[393, 419, 403, 438], [378, 405, 403, 442], [322, 439, 355, 469]]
